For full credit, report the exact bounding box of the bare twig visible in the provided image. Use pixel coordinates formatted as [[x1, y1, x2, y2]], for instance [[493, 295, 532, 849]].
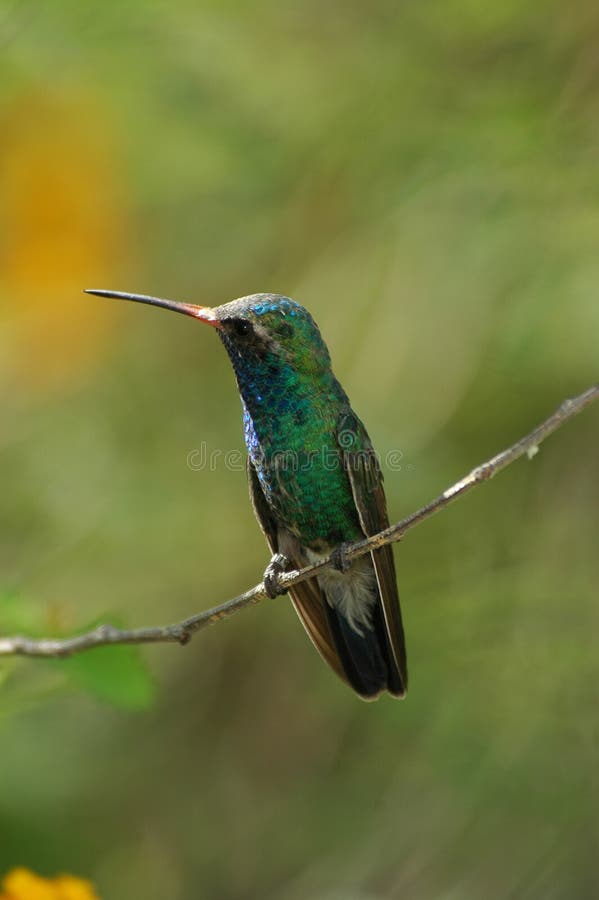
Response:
[[1, 383, 597, 659]]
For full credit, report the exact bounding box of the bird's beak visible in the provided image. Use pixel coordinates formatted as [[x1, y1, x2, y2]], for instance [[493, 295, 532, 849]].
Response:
[[84, 289, 220, 327]]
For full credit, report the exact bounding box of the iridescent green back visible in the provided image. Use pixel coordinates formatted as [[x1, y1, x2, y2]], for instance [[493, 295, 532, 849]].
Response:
[[214, 294, 368, 548]]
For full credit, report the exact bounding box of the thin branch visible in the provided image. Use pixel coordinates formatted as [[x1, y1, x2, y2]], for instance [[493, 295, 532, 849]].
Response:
[[1, 383, 597, 659]]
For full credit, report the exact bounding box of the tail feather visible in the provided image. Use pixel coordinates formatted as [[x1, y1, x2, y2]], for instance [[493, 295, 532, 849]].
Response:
[[316, 552, 406, 700], [325, 605, 386, 698], [323, 596, 404, 700]]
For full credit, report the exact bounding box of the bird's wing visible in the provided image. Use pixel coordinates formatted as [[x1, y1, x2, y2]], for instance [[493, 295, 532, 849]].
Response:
[[337, 411, 408, 695], [246, 458, 350, 686]]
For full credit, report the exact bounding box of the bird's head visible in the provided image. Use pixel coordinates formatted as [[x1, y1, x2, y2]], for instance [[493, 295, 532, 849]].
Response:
[[85, 289, 332, 378]]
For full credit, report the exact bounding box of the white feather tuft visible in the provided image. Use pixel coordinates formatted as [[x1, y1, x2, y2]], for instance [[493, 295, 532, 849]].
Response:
[[306, 550, 378, 636]]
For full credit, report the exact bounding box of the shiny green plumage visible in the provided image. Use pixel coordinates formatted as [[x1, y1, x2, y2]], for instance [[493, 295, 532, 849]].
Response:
[[86, 287, 408, 699], [218, 306, 363, 548], [215, 294, 408, 699]]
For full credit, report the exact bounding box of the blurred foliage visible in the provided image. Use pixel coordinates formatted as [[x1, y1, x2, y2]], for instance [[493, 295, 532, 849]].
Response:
[[59, 633, 155, 710], [0, 594, 154, 712], [0, 1, 598, 899]]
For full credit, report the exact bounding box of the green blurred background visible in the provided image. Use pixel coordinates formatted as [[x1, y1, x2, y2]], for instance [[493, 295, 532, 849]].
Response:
[[1, 2, 598, 898]]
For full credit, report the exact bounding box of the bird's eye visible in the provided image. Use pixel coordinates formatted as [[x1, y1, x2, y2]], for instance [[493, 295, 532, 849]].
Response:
[[233, 319, 252, 337]]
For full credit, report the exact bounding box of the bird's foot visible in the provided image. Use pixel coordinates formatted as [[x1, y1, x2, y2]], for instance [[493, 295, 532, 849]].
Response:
[[263, 553, 290, 598], [330, 542, 352, 573]]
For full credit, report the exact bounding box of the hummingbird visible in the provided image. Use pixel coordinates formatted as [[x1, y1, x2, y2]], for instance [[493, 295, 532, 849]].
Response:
[[85, 289, 408, 700]]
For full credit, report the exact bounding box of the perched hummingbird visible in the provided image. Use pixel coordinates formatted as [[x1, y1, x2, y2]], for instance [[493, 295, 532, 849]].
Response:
[[86, 289, 408, 700]]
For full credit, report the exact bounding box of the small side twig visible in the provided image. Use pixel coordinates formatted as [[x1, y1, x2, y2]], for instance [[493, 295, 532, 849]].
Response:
[[1, 383, 597, 659]]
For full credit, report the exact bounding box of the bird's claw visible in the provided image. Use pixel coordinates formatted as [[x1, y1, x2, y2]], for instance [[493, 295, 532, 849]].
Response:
[[263, 553, 290, 598], [330, 542, 352, 573]]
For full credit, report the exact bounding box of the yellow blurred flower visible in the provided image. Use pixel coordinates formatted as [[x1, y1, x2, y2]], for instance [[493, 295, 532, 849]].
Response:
[[0, 89, 131, 388], [0, 868, 100, 900]]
